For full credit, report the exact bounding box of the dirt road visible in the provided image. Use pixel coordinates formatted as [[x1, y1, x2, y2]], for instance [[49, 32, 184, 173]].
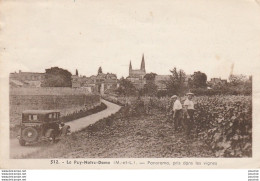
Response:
[[10, 100, 121, 158]]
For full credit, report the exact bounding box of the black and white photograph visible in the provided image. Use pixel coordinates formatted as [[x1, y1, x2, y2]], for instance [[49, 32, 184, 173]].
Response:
[[0, 0, 259, 169]]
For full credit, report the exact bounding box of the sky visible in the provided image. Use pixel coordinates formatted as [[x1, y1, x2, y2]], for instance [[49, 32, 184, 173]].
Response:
[[1, 0, 260, 80]]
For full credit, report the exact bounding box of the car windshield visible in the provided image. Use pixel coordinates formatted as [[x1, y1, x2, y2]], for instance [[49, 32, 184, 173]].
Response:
[[47, 113, 59, 121], [48, 114, 53, 119], [29, 114, 38, 121]]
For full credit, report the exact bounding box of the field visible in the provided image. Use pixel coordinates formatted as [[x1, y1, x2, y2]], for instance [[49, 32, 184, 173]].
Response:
[[106, 95, 252, 157], [24, 95, 252, 158]]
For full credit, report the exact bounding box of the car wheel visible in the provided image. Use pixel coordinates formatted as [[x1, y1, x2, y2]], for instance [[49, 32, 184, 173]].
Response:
[[21, 127, 38, 143], [19, 139, 26, 146]]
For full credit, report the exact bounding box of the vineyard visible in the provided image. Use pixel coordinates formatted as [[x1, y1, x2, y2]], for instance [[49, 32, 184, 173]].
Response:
[[26, 94, 252, 158], [103, 95, 252, 157]]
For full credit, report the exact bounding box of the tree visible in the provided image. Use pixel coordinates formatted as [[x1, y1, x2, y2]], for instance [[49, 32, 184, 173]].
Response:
[[144, 72, 157, 81], [42, 67, 72, 87], [166, 67, 187, 96], [228, 74, 252, 95], [229, 74, 247, 86], [76, 69, 79, 76], [142, 82, 158, 96], [189, 71, 207, 88], [116, 78, 137, 96], [98, 67, 103, 74]]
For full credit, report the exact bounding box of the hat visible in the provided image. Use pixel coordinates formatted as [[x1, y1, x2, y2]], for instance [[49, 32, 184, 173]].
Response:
[[186, 92, 194, 96], [171, 95, 177, 99]]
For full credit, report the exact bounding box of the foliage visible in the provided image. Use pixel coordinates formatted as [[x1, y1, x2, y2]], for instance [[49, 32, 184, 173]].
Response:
[[42, 67, 72, 87], [166, 67, 187, 96], [76, 69, 79, 76], [229, 74, 248, 86], [144, 72, 157, 81], [203, 75, 252, 96], [140, 72, 158, 96], [62, 103, 107, 122], [141, 82, 158, 96], [157, 90, 168, 97], [191, 86, 252, 96], [103, 95, 252, 157], [116, 78, 137, 96], [189, 71, 207, 88], [194, 96, 252, 157], [98, 66, 103, 74]]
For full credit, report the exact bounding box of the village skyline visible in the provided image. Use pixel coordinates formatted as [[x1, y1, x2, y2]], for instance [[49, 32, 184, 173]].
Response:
[[3, 1, 259, 80], [9, 53, 251, 81]]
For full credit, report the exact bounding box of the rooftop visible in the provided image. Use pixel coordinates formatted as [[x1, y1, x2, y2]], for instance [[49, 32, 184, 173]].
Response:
[[155, 75, 171, 81], [130, 69, 146, 75]]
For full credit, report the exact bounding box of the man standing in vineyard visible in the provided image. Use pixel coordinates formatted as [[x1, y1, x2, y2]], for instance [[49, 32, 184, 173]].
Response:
[[184, 93, 195, 137], [171, 95, 183, 131]]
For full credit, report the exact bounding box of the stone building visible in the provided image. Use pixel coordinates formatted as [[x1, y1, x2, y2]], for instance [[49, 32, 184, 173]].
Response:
[[71, 70, 118, 94], [9, 70, 45, 87], [127, 54, 146, 89], [93, 72, 118, 94], [72, 75, 96, 92], [208, 78, 227, 86]]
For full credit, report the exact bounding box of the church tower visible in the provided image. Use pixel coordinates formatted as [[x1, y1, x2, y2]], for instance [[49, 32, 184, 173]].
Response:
[[141, 54, 146, 73], [129, 60, 132, 76], [127, 54, 146, 89]]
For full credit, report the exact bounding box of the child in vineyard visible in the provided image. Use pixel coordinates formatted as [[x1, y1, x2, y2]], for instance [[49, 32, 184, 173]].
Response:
[[183, 93, 195, 137], [172, 95, 183, 131]]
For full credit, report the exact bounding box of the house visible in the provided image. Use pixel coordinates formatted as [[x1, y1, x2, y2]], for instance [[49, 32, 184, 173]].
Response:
[[209, 78, 227, 86], [9, 70, 45, 87], [72, 71, 118, 94]]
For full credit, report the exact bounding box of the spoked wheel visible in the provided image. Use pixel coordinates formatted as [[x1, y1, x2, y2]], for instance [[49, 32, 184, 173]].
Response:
[[21, 127, 38, 143]]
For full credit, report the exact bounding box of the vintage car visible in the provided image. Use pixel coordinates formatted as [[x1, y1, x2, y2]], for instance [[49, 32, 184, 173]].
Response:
[[17, 110, 71, 146]]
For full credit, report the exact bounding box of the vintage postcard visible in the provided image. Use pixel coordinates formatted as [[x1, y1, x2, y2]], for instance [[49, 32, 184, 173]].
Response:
[[0, 0, 260, 169]]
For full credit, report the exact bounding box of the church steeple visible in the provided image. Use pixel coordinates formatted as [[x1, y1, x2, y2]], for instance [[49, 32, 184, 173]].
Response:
[[129, 60, 132, 75], [141, 54, 145, 71]]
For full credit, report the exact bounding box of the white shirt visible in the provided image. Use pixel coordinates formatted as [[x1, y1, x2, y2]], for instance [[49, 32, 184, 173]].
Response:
[[184, 99, 194, 110], [173, 100, 182, 111]]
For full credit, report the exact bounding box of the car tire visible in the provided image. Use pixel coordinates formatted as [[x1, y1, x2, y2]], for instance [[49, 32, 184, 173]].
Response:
[[19, 139, 26, 146], [21, 127, 38, 143]]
